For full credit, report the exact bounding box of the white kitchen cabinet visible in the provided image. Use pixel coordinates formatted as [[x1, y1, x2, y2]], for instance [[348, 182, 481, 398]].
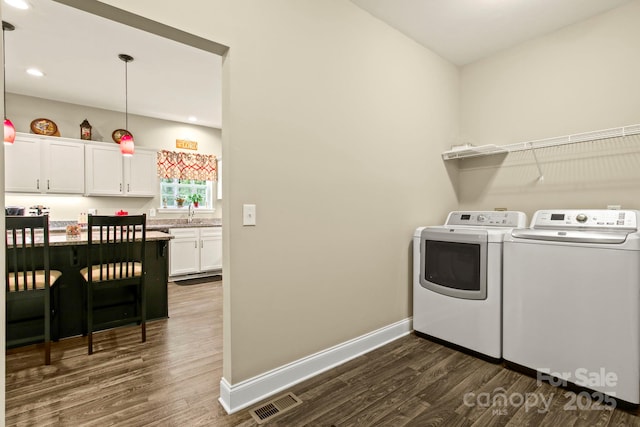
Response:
[[168, 228, 200, 276], [85, 143, 157, 197], [43, 139, 86, 193], [216, 159, 222, 200], [5, 133, 84, 194], [169, 227, 222, 277], [84, 143, 123, 195], [125, 150, 158, 196], [5, 136, 41, 193], [200, 228, 223, 271]]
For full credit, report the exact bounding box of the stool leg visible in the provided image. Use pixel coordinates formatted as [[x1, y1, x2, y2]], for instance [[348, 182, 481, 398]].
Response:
[[81, 282, 87, 336], [52, 284, 60, 342], [45, 341, 51, 365], [45, 285, 51, 365], [141, 281, 146, 343], [87, 283, 93, 355]]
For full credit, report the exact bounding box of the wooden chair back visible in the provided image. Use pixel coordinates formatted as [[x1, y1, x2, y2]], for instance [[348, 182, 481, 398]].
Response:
[[5, 215, 59, 365], [82, 214, 147, 354], [85, 214, 146, 283]]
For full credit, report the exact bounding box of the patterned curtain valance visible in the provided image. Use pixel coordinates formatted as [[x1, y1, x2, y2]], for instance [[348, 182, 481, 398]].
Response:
[[157, 150, 218, 181]]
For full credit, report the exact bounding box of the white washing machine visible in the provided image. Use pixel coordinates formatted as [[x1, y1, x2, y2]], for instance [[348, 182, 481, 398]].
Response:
[[503, 209, 640, 404], [413, 211, 526, 359]]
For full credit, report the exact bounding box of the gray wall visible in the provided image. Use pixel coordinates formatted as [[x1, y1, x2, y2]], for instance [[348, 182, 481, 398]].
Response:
[[458, 0, 640, 217], [95, 0, 460, 385]]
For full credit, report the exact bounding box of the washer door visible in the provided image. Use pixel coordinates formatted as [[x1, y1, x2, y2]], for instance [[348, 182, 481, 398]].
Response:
[[419, 228, 488, 300]]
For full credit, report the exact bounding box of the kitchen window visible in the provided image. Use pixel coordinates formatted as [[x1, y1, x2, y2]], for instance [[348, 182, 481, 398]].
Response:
[[160, 178, 214, 210], [156, 150, 218, 211]]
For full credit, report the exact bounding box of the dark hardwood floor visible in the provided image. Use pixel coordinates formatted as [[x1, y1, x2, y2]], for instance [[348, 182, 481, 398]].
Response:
[[6, 280, 640, 426]]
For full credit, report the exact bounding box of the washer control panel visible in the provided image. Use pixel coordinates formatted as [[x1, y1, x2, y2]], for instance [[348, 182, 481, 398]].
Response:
[[445, 211, 527, 228], [532, 209, 638, 230]]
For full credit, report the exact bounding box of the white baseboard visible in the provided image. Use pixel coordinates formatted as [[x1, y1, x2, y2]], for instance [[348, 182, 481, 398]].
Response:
[[218, 317, 412, 414]]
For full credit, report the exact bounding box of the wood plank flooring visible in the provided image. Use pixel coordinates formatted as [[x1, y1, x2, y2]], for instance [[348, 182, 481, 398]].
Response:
[[6, 279, 640, 426]]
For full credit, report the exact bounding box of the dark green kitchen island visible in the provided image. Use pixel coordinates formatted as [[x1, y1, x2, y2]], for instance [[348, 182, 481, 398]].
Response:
[[6, 230, 172, 347]]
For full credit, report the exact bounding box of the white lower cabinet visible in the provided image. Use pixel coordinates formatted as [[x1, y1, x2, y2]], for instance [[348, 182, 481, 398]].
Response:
[[169, 227, 222, 277], [199, 228, 223, 271]]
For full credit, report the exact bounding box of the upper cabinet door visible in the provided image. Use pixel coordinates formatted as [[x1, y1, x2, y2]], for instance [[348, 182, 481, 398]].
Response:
[[5, 137, 42, 193], [42, 140, 85, 194], [5, 134, 83, 194], [124, 149, 158, 197], [85, 144, 124, 196]]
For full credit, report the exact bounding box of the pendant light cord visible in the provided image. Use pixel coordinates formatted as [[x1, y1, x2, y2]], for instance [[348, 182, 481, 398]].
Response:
[[118, 54, 133, 130], [124, 58, 128, 130], [3, 32, 6, 120], [2, 23, 10, 120], [3, 27, 6, 119]]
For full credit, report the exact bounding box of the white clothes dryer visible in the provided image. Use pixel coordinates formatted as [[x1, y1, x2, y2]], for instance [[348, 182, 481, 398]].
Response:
[[413, 211, 526, 359], [503, 209, 640, 404]]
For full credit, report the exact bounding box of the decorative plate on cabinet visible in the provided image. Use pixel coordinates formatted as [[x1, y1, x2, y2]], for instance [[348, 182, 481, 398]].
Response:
[[112, 129, 133, 143], [30, 118, 59, 136]]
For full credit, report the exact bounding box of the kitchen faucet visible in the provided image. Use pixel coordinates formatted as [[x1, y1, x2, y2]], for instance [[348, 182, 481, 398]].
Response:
[[188, 203, 195, 223]]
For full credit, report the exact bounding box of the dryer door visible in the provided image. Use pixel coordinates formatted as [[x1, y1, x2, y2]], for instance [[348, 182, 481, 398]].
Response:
[[419, 228, 488, 300]]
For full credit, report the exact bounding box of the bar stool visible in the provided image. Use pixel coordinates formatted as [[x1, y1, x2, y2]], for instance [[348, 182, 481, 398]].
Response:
[[80, 214, 147, 355], [5, 215, 61, 365]]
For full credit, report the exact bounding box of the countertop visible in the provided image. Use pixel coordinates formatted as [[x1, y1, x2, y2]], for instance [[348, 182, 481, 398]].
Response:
[[50, 218, 222, 233], [146, 218, 222, 231], [50, 230, 172, 247], [9, 230, 173, 248]]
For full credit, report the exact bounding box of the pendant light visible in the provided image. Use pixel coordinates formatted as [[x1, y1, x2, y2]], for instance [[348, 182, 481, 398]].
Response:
[[118, 53, 134, 156], [3, 21, 16, 145]]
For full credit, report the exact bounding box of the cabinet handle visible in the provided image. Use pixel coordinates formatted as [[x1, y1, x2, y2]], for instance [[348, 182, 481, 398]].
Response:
[[47, 179, 50, 190], [194, 241, 198, 249], [127, 184, 130, 192], [201, 240, 204, 248], [36, 179, 40, 190], [120, 183, 122, 192]]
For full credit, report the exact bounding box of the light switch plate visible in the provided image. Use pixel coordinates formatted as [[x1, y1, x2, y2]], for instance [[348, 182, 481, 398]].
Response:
[[243, 204, 256, 226]]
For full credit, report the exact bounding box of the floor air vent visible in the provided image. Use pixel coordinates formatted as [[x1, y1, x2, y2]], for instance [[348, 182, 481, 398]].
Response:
[[249, 392, 302, 424]]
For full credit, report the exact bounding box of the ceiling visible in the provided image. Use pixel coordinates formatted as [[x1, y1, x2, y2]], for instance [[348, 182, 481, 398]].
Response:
[[2, 1, 632, 130], [2, 0, 222, 129], [350, 0, 634, 65]]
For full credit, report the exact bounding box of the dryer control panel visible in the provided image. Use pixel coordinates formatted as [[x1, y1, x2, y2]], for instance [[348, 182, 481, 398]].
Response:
[[531, 209, 638, 230], [445, 211, 527, 228]]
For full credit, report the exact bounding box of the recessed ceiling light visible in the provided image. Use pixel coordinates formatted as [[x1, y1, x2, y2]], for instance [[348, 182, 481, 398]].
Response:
[[188, 116, 197, 122], [26, 68, 44, 77], [4, 0, 29, 10]]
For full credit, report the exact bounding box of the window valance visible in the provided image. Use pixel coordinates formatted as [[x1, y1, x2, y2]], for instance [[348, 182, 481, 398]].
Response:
[[157, 150, 218, 181]]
